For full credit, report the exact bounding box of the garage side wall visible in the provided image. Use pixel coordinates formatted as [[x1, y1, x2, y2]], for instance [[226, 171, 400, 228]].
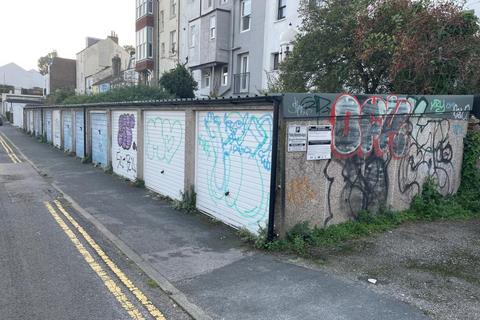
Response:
[[280, 94, 472, 233]]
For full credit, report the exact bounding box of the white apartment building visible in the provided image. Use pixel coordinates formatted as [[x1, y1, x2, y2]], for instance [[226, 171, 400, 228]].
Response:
[[157, 0, 180, 76], [176, 0, 300, 97]]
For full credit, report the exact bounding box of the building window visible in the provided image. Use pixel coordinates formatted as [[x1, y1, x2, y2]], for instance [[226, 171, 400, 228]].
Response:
[[277, 0, 286, 20], [170, 30, 177, 55], [206, 0, 213, 9], [190, 25, 196, 47], [272, 52, 280, 70], [136, 0, 153, 20], [203, 71, 211, 88], [170, 0, 177, 18], [240, 0, 251, 32], [136, 26, 153, 60], [161, 43, 166, 58], [160, 11, 165, 32], [239, 53, 249, 91], [221, 66, 228, 86], [209, 16, 216, 39]]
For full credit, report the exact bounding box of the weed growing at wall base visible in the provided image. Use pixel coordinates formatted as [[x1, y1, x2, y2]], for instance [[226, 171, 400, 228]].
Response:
[[250, 131, 480, 256]]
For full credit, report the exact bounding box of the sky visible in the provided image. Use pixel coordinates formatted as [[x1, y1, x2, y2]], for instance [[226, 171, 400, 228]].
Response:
[[0, 0, 135, 71], [0, 1, 479, 72]]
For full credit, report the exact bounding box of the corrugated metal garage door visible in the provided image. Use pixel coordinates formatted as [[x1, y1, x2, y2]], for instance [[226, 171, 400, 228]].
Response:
[[63, 111, 73, 152], [112, 111, 137, 181], [34, 110, 41, 136], [144, 111, 185, 200], [196, 111, 274, 233], [12, 104, 24, 128], [45, 111, 52, 143], [75, 111, 85, 158], [53, 110, 61, 148], [91, 112, 108, 167], [28, 110, 34, 133]]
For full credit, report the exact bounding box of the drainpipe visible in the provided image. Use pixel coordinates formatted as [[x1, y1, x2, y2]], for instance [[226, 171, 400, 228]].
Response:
[[218, 0, 236, 96], [267, 98, 280, 241], [83, 106, 87, 158]]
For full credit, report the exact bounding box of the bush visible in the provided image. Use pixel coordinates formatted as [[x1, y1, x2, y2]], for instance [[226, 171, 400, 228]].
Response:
[[59, 85, 172, 105], [159, 64, 198, 98]]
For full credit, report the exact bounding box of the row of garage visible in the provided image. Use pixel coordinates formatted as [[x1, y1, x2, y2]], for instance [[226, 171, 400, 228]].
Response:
[[23, 102, 277, 234]]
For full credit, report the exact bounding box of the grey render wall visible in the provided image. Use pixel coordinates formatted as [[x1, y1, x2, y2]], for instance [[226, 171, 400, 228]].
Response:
[[230, 0, 266, 95], [278, 93, 473, 233], [49, 57, 76, 93]]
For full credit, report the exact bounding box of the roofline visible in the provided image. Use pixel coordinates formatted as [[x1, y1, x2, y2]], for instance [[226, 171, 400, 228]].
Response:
[[24, 95, 283, 109]]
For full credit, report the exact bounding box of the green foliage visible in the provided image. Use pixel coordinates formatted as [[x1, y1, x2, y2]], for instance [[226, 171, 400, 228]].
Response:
[[159, 64, 198, 99], [173, 186, 197, 213], [47, 88, 76, 105], [279, 0, 480, 94], [60, 85, 172, 105], [245, 131, 480, 256], [38, 50, 58, 75], [81, 155, 91, 164], [0, 84, 14, 94], [132, 179, 145, 188]]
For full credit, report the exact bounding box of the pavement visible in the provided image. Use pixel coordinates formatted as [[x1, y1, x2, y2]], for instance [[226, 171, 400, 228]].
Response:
[[0, 123, 430, 320]]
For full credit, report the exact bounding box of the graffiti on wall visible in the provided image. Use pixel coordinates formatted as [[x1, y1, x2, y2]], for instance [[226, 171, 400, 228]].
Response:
[[283, 93, 472, 226], [113, 113, 137, 179], [197, 111, 273, 228], [145, 116, 184, 164]]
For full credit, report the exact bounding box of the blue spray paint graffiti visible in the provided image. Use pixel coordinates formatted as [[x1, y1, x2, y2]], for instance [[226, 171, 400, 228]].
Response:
[[197, 112, 273, 223], [145, 117, 184, 164]]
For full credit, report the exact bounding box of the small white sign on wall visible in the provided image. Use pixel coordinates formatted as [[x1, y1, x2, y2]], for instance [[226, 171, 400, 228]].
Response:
[[307, 125, 332, 160], [287, 125, 307, 152]]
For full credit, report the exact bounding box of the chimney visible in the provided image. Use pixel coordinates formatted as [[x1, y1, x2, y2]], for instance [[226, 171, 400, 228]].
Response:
[[112, 55, 121, 78], [108, 31, 119, 44]]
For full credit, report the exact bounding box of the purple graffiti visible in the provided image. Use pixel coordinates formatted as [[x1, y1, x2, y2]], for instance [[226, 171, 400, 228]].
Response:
[[117, 114, 136, 150]]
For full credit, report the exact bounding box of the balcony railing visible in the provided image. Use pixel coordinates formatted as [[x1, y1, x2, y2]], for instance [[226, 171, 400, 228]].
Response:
[[233, 72, 250, 94]]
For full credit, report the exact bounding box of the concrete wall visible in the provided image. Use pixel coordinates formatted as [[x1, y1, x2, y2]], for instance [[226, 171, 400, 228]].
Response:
[[279, 93, 472, 233], [48, 57, 76, 94]]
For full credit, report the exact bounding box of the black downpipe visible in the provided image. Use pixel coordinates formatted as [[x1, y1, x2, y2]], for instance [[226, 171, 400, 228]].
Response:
[[41, 108, 44, 137], [83, 107, 87, 157], [267, 100, 280, 241]]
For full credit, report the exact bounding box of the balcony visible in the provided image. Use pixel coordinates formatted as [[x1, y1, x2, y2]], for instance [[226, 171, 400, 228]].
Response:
[[233, 73, 250, 94]]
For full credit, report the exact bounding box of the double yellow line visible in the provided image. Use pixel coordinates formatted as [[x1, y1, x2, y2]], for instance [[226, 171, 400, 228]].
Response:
[[44, 200, 166, 320], [0, 134, 21, 164]]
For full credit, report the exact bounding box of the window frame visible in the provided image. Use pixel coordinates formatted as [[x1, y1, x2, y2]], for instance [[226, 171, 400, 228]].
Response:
[[240, 0, 251, 32], [209, 16, 216, 40], [221, 66, 228, 86], [189, 25, 196, 47], [159, 10, 165, 32], [170, 0, 177, 18], [277, 0, 286, 20], [169, 30, 177, 55]]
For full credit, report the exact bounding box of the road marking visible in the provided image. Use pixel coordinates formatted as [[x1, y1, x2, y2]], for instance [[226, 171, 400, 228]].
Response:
[[44, 202, 146, 320], [53, 200, 166, 320], [0, 134, 21, 163], [0, 137, 19, 163]]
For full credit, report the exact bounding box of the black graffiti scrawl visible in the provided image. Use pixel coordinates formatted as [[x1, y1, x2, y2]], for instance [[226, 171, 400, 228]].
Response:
[[318, 94, 471, 226]]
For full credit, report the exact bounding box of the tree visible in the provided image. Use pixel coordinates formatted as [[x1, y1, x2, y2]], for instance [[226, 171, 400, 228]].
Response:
[[279, 0, 480, 94], [159, 64, 198, 98], [123, 45, 135, 55], [37, 50, 58, 75]]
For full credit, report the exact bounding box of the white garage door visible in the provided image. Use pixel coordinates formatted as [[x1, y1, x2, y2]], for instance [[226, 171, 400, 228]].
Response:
[[112, 111, 138, 181], [144, 111, 185, 201], [196, 110, 274, 233], [53, 110, 61, 148]]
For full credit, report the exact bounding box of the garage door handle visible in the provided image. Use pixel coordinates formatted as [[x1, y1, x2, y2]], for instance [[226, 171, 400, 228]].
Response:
[[161, 170, 165, 174], [225, 191, 230, 196]]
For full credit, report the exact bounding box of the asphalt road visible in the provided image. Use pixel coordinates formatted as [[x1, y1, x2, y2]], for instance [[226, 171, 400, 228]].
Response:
[[0, 131, 190, 320]]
